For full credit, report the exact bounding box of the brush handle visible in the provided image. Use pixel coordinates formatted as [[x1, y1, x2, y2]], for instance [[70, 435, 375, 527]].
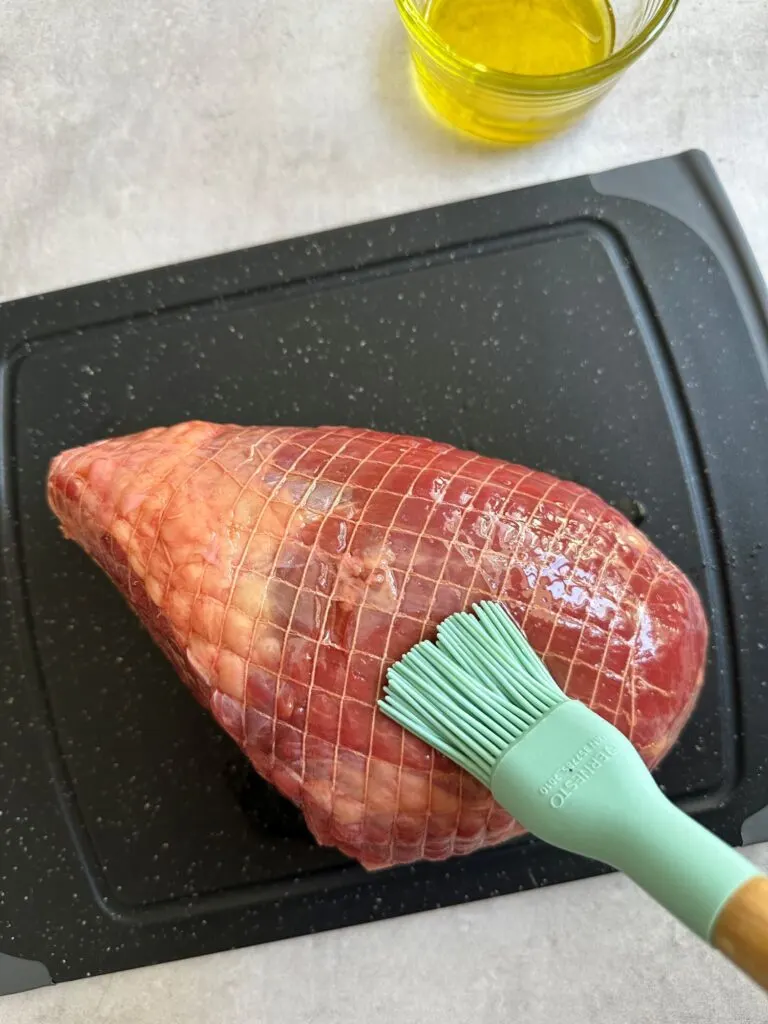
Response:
[[609, 796, 760, 945], [614, 798, 768, 991], [491, 702, 764, 977], [712, 876, 768, 991], [585, 799, 768, 991]]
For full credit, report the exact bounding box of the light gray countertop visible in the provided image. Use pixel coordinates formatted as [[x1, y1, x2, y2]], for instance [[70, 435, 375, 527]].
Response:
[[2, 0, 768, 1020]]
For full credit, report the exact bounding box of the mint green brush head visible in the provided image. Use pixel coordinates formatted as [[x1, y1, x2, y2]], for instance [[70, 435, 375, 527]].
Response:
[[380, 602, 768, 991]]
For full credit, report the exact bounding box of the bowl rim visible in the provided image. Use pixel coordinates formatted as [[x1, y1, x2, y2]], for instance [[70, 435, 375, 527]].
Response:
[[393, 0, 680, 91]]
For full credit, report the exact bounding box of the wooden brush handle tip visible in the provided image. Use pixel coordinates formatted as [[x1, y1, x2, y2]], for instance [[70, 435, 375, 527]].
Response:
[[713, 875, 768, 992]]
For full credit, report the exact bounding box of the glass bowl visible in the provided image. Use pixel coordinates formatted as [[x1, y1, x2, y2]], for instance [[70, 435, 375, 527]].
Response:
[[394, 0, 680, 144]]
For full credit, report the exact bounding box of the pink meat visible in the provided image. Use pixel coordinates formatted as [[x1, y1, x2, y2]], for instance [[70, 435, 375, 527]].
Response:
[[47, 422, 708, 869]]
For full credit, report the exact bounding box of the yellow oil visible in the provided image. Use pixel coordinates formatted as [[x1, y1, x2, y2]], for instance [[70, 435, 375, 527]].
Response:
[[425, 0, 615, 77]]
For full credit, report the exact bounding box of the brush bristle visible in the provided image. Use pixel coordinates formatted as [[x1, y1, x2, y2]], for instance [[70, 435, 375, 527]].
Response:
[[379, 602, 566, 786]]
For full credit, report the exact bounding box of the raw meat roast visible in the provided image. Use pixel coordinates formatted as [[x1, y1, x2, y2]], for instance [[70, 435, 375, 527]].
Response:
[[48, 423, 708, 868]]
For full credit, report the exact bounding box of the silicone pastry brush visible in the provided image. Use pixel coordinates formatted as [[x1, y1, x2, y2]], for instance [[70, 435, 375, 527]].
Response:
[[379, 601, 768, 991]]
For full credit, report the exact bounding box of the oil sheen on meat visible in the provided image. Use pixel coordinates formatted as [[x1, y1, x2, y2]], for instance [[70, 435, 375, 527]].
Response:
[[47, 423, 708, 869]]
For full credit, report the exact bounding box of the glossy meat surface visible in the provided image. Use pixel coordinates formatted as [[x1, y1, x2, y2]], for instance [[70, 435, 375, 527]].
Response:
[[48, 423, 708, 868]]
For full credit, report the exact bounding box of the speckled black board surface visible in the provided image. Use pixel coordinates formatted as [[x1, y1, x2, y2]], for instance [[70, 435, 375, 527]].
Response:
[[2, 151, 768, 992]]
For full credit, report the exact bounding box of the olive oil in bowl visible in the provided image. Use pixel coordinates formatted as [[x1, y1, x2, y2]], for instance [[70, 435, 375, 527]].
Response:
[[425, 0, 615, 77], [392, 0, 677, 145]]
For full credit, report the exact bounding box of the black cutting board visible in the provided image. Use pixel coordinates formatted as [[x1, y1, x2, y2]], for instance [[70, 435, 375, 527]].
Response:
[[2, 151, 768, 992]]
